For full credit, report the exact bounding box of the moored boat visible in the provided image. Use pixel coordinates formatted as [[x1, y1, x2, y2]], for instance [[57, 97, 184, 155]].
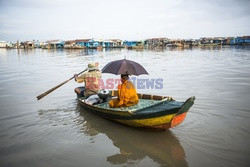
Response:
[[78, 90, 195, 131]]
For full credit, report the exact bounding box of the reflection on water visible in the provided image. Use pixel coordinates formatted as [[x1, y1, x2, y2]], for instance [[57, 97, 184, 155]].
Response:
[[34, 103, 187, 167], [76, 104, 187, 167]]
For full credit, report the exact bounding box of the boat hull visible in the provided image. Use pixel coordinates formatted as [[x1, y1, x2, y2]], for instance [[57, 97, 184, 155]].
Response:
[[78, 92, 195, 131]]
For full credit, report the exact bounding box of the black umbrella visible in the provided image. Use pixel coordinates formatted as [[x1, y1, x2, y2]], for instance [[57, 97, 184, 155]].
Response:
[[102, 59, 149, 76]]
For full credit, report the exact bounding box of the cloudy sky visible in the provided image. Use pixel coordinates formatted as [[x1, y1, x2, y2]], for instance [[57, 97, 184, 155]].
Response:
[[0, 0, 249, 41]]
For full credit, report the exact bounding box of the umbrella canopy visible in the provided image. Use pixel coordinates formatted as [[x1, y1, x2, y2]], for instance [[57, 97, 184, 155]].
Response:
[[102, 59, 149, 76]]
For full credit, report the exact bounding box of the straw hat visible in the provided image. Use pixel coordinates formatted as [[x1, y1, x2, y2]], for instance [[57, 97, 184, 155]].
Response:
[[87, 62, 99, 70]]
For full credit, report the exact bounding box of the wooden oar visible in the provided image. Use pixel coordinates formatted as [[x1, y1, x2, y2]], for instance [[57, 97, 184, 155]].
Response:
[[36, 69, 87, 100]]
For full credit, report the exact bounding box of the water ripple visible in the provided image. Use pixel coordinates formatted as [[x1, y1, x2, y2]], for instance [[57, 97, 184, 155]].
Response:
[[1, 47, 250, 167]]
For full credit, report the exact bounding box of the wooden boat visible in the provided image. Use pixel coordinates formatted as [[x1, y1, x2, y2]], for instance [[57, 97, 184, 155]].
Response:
[[126, 45, 144, 50], [78, 90, 195, 131], [64, 45, 86, 49]]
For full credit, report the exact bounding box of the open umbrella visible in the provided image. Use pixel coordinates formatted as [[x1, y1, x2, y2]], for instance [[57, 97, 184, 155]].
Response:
[[102, 59, 149, 76]]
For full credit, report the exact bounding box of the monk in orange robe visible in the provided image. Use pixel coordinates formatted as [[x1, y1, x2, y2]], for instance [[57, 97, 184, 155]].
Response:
[[109, 74, 139, 108]]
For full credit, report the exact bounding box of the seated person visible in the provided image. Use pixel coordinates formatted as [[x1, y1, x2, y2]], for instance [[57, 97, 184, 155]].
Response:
[[109, 74, 138, 108], [74, 62, 102, 97]]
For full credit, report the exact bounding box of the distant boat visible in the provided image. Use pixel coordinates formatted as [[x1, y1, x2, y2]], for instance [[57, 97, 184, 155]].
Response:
[[64, 45, 86, 49], [77, 90, 195, 131], [126, 45, 144, 50], [166, 44, 177, 47]]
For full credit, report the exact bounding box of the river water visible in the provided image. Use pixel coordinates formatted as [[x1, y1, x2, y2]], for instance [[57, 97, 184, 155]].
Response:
[[0, 46, 249, 167]]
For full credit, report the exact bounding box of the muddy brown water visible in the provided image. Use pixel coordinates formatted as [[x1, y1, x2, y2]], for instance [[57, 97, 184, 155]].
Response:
[[0, 46, 249, 167]]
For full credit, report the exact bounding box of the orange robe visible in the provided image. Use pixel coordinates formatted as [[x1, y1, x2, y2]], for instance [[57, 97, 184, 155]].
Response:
[[109, 80, 139, 108]]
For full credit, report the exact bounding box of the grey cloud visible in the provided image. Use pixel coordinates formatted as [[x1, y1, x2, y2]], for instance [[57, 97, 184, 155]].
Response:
[[0, 0, 249, 41]]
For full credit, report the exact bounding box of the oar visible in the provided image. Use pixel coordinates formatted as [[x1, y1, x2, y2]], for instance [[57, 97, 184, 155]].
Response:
[[36, 69, 87, 100]]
